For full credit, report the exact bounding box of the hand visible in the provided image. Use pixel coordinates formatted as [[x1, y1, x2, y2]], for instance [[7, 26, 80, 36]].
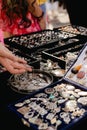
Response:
[[0, 56, 32, 74], [38, 16, 46, 30], [0, 44, 32, 74]]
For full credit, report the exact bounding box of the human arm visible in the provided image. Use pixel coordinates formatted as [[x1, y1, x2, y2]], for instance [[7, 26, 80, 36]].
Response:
[[28, 0, 44, 17], [0, 43, 32, 74], [28, 0, 46, 30]]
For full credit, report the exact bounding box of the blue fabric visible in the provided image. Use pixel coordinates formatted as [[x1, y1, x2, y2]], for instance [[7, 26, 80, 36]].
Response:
[[40, 3, 46, 15]]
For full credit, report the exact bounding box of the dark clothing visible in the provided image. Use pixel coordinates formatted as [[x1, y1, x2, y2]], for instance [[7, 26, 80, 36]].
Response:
[[63, 0, 87, 28]]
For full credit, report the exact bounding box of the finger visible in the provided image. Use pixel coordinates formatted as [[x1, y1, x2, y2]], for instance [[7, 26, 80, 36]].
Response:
[[8, 68, 26, 74], [8, 64, 32, 74], [0, 57, 25, 74], [0, 60, 27, 74], [13, 56, 27, 64], [11, 62, 33, 73], [0, 44, 27, 63], [24, 64, 33, 72]]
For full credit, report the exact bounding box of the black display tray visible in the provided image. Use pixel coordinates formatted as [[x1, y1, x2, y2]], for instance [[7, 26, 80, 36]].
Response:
[[55, 24, 87, 36], [42, 36, 86, 70], [42, 35, 86, 55], [8, 78, 87, 130], [4, 29, 77, 54], [4, 29, 60, 54], [29, 35, 81, 60]]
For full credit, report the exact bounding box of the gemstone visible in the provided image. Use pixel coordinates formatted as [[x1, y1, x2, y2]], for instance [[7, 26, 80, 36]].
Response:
[[77, 71, 85, 79]]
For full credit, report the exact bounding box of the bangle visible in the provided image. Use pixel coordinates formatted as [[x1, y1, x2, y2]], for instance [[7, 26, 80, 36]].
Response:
[[35, 11, 44, 21]]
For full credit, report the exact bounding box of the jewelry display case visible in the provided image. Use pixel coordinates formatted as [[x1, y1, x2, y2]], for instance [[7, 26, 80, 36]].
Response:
[[64, 43, 87, 91], [56, 24, 87, 36], [42, 35, 87, 78], [1, 26, 87, 129], [8, 37, 87, 130], [4, 29, 77, 54], [8, 78, 87, 130]]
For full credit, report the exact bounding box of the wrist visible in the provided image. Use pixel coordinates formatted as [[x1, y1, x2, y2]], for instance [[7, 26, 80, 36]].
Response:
[[35, 11, 44, 21]]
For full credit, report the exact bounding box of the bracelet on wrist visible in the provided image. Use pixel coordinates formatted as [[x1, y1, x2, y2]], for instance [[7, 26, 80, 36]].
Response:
[[35, 11, 44, 21]]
